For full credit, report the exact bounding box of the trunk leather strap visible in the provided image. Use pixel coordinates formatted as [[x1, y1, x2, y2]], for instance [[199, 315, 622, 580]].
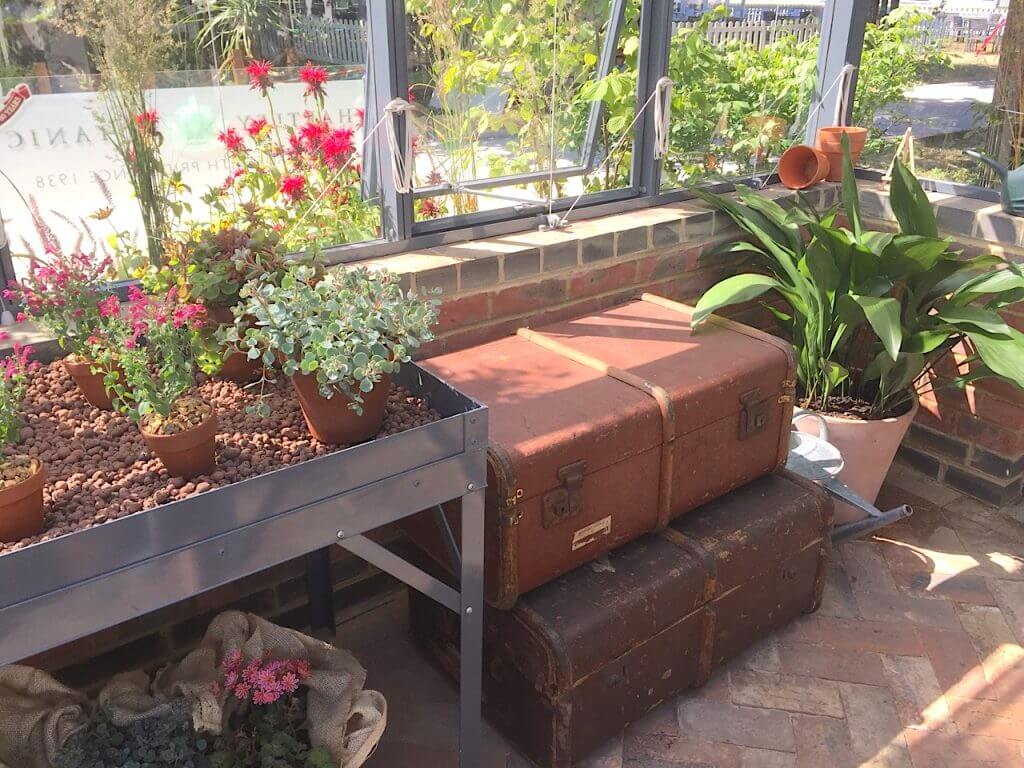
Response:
[[515, 327, 677, 528], [640, 292, 797, 473]]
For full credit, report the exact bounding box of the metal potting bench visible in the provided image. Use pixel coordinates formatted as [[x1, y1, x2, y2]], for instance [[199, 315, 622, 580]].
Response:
[[0, 363, 488, 768]]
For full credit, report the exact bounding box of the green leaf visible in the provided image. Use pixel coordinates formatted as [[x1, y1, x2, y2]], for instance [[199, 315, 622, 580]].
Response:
[[693, 274, 785, 326], [890, 157, 938, 238], [966, 329, 1024, 390], [840, 133, 862, 239], [844, 294, 903, 362], [936, 305, 1013, 336]]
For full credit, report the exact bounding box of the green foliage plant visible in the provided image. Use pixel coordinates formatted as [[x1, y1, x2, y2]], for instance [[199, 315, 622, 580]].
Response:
[[54, 699, 209, 768], [692, 136, 1024, 419], [219, 264, 438, 416]]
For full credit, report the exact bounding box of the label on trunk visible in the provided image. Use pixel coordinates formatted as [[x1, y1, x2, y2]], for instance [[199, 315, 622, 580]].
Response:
[[572, 516, 612, 551]]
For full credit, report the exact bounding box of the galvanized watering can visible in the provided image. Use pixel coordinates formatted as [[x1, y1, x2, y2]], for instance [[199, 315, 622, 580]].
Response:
[[965, 150, 1024, 217]]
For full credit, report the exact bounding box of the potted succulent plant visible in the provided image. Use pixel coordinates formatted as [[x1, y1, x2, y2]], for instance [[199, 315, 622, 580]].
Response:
[[95, 286, 216, 479], [6, 249, 121, 409], [181, 222, 290, 383], [221, 264, 438, 444], [693, 138, 1024, 522], [0, 340, 45, 543]]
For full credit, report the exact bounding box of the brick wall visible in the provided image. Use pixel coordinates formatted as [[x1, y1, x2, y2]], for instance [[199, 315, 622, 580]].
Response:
[[851, 181, 1024, 511]]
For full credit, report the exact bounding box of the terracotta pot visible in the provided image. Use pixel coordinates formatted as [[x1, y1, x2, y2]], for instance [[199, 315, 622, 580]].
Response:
[[206, 303, 261, 384], [290, 373, 391, 445], [816, 126, 868, 182], [0, 459, 46, 543], [141, 407, 219, 480], [64, 357, 120, 410], [795, 398, 918, 525], [779, 144, 831, 190]]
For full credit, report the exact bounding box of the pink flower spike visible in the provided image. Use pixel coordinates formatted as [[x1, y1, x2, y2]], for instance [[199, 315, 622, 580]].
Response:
[[246, 60, 274, 94], [279, 175, 307, 202], [299, 62, 329, 99]]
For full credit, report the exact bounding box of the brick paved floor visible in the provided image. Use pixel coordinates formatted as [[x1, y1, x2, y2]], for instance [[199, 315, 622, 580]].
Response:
[[349, 465, 1024, 768]]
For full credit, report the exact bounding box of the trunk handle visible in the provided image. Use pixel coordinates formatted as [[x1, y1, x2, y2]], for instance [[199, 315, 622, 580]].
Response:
[[516, 327, 677, 528]]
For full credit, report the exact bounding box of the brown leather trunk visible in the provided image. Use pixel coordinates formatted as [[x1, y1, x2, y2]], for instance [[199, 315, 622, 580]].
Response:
[[411, 295, 797, 607], [409, 471, 833, 768]]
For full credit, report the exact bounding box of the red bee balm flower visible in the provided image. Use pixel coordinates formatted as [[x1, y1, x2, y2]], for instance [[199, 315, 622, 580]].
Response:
[[246, 60, 274, 94], [321, 128, 354, 167], [246, 116, 269, 138], [299, 62, 329, 99], [134, 110, 159, 135], [279, 175, 307, 202], [218, 127, 245, 153]]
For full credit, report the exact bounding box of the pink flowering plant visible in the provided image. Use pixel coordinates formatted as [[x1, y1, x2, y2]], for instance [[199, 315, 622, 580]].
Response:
[[5, 210, 117, 362], [202, 60, 378, 251], [0, 340, 39, 448], [210, 649, 333, 768], [91, 287, 209, 428]]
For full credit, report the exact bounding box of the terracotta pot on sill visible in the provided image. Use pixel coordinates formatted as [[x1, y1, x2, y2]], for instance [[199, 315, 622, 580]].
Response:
[[816, 126, 868, 182], [794, 397, 918, 525], [290, 373, 391, 445], [206, 303, 262, 384], [64, 357, 122, 410], [141, 406, 219, 480], [779, 144, 831, 190], [0, 457, 46, 543]]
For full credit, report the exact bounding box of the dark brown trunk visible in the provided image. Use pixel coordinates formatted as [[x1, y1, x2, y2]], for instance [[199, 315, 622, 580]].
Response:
[[409, 471, 833, 768]]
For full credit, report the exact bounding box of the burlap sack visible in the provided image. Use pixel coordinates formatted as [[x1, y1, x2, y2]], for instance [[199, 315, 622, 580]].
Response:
[[0, 611, 386, 768], [0, 665, 89, 768]]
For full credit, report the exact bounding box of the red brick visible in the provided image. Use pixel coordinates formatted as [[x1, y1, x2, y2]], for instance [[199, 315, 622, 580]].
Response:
[[955, 413, 1024, 456], [489, 278, 567, 320], [904, 728, 1022, 767], [853, 589, 962, 629], [634, 248, 701, 284], [974, 391, 1024, 431], [890, 568, 996, 606], [973, 374, 1024, 406], [915, 626, 994, 701], [622, 733, 743, 767], [435, 292, 491, 334], [777, 642, 888, 686], [791, 713, 858, 768], [568, 262, 638, 300], [526, 297, 606, 329], [783, 616, 924, 656], [949, 698, 1024, 740]]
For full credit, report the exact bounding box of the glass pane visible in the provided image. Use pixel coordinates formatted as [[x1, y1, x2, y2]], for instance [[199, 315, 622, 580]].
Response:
[[660, 5, 823, 190], [857, 7, 1010, 190], [0, 1, 379, 282], [406, 0, 640, 221]]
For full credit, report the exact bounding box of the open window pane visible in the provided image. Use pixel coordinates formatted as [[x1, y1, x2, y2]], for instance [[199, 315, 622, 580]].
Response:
[[406, 0, 641, 222], [0, 1, 380, 282], [660, 5, 822, 190], [857, 6, 1011, 191]]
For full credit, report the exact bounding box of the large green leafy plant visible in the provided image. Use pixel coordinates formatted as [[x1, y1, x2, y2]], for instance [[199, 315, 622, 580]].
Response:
[[693, 138, 1024, 418], [220, 265, 438, 415]]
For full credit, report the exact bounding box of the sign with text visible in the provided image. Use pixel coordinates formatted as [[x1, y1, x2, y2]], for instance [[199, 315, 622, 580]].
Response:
[[0, 78, 363, 276]]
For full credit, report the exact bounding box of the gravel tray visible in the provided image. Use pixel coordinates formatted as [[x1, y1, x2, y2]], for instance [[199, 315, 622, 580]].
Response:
[[1, 362, 439, 555]]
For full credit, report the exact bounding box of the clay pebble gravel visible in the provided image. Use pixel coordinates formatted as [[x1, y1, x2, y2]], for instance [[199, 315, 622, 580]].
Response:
[[0, 361, 440, 556]]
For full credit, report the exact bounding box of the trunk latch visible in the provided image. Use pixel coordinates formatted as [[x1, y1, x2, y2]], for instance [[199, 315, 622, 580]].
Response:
[[543, 460, 586, 528], [739, 388, 769, 440]]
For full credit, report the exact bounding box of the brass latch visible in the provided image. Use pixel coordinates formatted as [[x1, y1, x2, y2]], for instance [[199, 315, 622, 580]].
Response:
[[739, 388, 769, 440], [542, 460, 586, 528]]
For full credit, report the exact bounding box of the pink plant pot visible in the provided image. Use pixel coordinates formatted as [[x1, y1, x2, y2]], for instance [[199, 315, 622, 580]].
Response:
[[795, 398, 918, 525]]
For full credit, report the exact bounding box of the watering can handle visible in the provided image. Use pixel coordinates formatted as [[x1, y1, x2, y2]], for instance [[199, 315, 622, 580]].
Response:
[[792, 408, 829, 442]]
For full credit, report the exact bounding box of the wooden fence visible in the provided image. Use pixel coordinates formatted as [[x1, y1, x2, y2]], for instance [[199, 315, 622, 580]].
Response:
[[292, 17, 367, 65], [672, 17, 820, 48]]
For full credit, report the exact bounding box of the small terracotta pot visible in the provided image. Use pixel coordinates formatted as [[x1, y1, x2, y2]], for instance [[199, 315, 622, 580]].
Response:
[[206, 304, 261, 384], [816, 126, 868, 182], [65, 357, 119, 410], [795, 398, 918, 525], [141, 407, 219, 480], [0, 459, 46, 543], [779, 145, 831, 190], [290, 373, 391, 445]]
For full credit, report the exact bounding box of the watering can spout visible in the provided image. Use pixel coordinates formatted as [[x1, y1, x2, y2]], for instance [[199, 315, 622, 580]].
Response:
[[964, 149, 1009, 181]]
